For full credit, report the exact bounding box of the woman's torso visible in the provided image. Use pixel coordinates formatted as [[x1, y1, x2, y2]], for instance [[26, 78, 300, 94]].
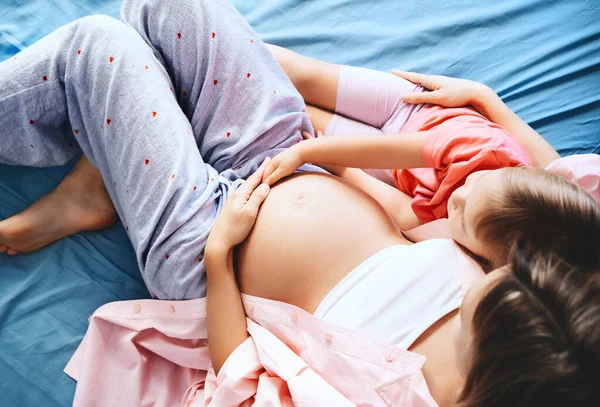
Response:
[[236, 172, 468, 405], [236, 172, 409, 313]]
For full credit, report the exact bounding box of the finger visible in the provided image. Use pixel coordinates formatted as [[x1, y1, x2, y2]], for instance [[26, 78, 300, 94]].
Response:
[[264, 167, 286, 186], [392, 70, 435, 90], [239, 158, 271, 199], [402, 91, 440, 104], [316, 130, 324, 138], [246, 183, 270, 210], [301, 131, 313, 140], [261, 160, 277, 182]]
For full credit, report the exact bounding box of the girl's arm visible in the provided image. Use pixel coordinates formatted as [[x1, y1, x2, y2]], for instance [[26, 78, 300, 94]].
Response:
[[393, 71, 560, 168], [263, 131, 428, 185], [336, 166, 422, 230], [275, 131, 422, 230], [469, 87, 560, 168], [205, 159, 271, 374]]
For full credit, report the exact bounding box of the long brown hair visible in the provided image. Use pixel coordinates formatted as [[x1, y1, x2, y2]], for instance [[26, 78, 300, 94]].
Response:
[[474, 166, 600, 269], [458, 242, 600, 406]]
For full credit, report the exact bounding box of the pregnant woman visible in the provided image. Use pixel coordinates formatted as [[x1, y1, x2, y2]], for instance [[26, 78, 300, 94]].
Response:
[[0, 0, 597, 406]]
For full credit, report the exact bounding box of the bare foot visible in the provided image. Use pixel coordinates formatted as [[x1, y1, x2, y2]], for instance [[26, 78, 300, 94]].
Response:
[[0, 156, 117, 255]]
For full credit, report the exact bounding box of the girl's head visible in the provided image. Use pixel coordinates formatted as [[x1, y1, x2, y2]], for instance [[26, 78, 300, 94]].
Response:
[[448, 166, 600, 269], [452, 242, 600, 406]]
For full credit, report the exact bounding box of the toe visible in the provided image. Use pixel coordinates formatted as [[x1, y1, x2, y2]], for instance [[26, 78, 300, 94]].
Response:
[[7, 248, 19, 255], [0, 244, 7, 253]]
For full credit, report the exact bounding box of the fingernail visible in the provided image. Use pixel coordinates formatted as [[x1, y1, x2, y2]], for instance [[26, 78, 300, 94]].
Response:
[[257, 183, 270, 193]]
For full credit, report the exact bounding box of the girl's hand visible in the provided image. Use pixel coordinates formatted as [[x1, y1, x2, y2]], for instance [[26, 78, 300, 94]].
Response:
[[206, 159, 271, 257], [392, 70, 490, 108], [262, 144, 306, 186]]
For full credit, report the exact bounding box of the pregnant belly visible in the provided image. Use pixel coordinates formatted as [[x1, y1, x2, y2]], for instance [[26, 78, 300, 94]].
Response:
[[236, 172, 409, 313]]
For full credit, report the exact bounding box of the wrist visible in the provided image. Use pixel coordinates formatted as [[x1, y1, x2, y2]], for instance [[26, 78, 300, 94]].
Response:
[[296, 137, 316, 162], [470, 84, 497, 111], [204, 241, 233, 268]]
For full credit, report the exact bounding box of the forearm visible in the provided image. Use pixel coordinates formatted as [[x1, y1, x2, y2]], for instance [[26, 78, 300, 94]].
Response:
[[205, 248, 249, 375], [471, 87, 560, 168], [298, 132, 428, 170], [339, 168, 422, 230]]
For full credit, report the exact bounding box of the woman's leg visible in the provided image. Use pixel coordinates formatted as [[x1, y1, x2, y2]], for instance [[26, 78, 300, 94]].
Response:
[[0, 1, 321, 298], [0, 15, 221, 300], [0, 156, 116, 255], [120, 0, 318, 181], [268, 44, 424, 133]]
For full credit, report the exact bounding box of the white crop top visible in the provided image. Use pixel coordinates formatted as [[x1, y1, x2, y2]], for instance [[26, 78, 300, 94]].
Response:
[[313, 239, 481, 350]]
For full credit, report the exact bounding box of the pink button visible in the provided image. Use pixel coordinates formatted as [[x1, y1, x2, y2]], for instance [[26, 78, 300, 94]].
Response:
[[324, 331, 332, 342], [291, 312, 298, 322], [385, 354, 394, 363], [133, 304, 141, 314], [169, 306, 175, 314]]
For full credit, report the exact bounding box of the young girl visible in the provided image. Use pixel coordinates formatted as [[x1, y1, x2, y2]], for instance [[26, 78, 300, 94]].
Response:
[[262, 46, 600, 269]]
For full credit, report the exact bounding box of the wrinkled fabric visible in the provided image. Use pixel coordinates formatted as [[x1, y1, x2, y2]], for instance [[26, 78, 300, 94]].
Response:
[[546, 154, 600, 203], [394, 105, 532, 222], [65, 295, 438, 407]]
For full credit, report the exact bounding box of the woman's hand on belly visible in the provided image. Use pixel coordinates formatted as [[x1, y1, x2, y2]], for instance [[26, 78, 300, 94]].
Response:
[[236, 172, 410, 313]]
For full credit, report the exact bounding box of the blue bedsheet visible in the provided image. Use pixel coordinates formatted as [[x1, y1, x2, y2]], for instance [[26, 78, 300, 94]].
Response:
[[1, 0, 599, 405]]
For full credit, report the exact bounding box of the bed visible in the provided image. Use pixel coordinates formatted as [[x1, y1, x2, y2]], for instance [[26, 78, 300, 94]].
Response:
[[0, 0, 598, 405]]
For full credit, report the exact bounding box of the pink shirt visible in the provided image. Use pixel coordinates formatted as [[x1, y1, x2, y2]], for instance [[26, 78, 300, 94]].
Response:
[[65, 295, 439, 406], [393, 105, 532, 223]]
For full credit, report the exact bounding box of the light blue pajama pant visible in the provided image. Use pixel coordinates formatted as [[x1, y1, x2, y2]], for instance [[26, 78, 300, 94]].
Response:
[[0, 0, 320, 299]]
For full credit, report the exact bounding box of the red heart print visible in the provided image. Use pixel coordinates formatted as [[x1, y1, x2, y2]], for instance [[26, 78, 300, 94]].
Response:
[[152, 111, 157, 117], [125, 226, 129, 231], [171, 174, 175, 179], [250, 39, 255, 43], [210, 177, 215, 181], [193, 186, 197, 190], [29, 119, 34, 124], [106, 119, 111, 125], [177, 33, 181, 39], [30, 144, 34, 149], [226, 132, 231, 137], [109, 56, 114, 63], [113, 181, 116, 186], [213, 80, 218, 85], [237, 166, 242, 170], [274, 90, 277, 94], [42, 76, 47, 81], [77, 50, 81, 55], [145, 65, 149, 70], [74, 129, 79, 134], [165, 254, 170, 260], [145, 159, 150, 165], [211, 32, 215, 38], [170, 87, 173, 91], [247, 73, 251, 78]]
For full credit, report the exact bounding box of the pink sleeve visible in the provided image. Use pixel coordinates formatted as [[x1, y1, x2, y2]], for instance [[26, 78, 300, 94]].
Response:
[[200, 338, 266, 406], [546, 154, 600, 203], [412, 124, 531, 221], [201, 320, 355, 406]]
